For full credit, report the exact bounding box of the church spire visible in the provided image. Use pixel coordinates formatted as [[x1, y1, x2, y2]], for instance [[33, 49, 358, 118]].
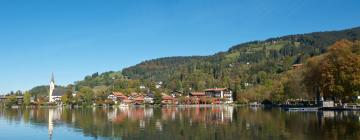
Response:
[[49, 73, 56, 103], [51, 73, 55, 83]]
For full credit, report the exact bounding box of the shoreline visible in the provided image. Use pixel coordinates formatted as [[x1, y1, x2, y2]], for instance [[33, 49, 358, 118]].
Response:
[[3, 104, 360, 112]]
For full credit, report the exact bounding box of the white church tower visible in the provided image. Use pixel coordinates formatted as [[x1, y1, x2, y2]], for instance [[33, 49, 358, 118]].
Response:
[[49, 73, 55, 103]]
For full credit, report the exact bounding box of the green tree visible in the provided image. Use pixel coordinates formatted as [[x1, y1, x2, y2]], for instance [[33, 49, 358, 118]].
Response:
[[61, 94, 70, 105], [93, 85, 109, 101], [5, 95, 18, 107], [23, 92, 32, 106], [154, 92, 162, 105], [79, 86, 95, 106]]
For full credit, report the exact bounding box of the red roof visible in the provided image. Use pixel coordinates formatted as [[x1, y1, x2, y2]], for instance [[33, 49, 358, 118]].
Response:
[[134, 96, 144, 101], [113, 92, 124, 96], [162, 95, 174, 100], [113, 92, 128, 98], [190, 92, 206, 96], [205, 88, 227, 92]]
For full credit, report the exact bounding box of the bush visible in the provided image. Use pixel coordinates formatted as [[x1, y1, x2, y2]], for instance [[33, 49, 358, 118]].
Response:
[[5, 95, 18, 107]]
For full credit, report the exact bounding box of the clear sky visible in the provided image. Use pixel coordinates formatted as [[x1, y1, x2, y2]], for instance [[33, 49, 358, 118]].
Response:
[[0, 0, 360, 94]]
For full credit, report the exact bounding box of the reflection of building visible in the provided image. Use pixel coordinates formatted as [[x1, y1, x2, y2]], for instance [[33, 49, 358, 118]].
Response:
[[48, 108, 61, 140], [48, 109, 54, 140]]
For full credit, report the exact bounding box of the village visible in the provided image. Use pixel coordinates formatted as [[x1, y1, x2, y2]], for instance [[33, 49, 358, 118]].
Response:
[[105, 87, 234, 106], [0, 75, 234, 107]]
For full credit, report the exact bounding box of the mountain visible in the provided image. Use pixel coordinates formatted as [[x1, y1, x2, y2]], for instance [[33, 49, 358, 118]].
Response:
[[121, 27, 360, 92]]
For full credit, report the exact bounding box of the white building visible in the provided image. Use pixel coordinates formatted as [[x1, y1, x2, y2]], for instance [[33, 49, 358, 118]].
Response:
[[49, 73, 65, 103]]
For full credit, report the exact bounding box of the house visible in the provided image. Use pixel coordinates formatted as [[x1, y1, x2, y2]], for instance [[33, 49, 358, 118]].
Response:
[[107, 94, 117, 101], [144, 92, 154, 104], [190, 92, 206, 98], [115, 92, 128, 100], [205, 88, 233, 104], [171, 90, 183, 98], [108, 92, 128, 103], [156, 81, 163, 89], [0, 95, 6, 102], [144, 96, 154, 104], [189, 92, 206, 104], [292, 64, 303, 69], [134, 96, 145, 105], [162, 95, 175, 105], [0, 95, 24, 104], [139, 85, 146, 89]]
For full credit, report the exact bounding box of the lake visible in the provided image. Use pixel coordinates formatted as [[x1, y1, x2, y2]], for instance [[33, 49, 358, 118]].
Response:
[[0, 106, 360, 140]]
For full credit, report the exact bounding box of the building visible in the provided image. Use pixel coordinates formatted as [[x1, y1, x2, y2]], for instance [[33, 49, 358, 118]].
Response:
[[144, 92, 154, 104], [134, 96, 145, 105], [0, 95, 6, 102], [139, 85, 146, 89], [205, 88, 233, 103], [156, 81, 163, 89], [108, 92, 128, 102], [0, 95, 24, 104], [189, 92, 206, 98], [144, 96, 154, 104], [49, 74, 65, 103], [171, 90, 183, 98], [162, 95, 175, 105], [292, 64, 303, 69]]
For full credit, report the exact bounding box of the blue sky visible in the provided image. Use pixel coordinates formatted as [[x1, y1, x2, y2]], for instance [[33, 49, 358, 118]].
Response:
[[0, 0, 360, 94]]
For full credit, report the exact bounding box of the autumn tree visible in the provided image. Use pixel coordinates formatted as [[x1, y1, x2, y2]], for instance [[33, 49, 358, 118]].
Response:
[[304, 40, 360, 102]]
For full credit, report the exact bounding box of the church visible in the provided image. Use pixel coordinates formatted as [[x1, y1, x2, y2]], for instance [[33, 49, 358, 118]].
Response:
[[49, 73, 65, 103]]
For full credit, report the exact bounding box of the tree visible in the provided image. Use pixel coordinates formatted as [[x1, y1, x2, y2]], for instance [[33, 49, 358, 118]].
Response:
[[61, 94, 70, 105], [284, 69, 308, 99], [79, 86, 95, 106], [154, 92, 162, 105], [23, 92, 32, 106], [93, 85, 109, 101], [61, 85, 74, 105], [5, 95, 17, 107], [304, 40, 360, 102]]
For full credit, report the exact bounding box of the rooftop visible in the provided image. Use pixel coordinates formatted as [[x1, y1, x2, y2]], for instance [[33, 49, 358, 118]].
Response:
[[205, 88, 228, 92], [190, 92, 206, 96]]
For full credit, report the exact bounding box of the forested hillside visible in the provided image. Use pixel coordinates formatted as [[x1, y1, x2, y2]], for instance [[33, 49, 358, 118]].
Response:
[[122, 27, 360, 93], [23, 26, 360, 104]]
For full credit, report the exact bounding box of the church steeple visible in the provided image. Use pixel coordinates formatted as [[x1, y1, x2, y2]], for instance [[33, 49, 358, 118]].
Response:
[[51, 73, 55, 83], [49, 73, 56, 103]]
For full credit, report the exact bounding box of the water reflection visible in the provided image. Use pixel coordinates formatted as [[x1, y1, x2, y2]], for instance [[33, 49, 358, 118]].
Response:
[[1, 106, 360, 140]]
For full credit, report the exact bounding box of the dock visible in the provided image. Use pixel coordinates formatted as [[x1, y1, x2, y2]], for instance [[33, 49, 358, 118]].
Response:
[[284, 107, 319, 112]]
